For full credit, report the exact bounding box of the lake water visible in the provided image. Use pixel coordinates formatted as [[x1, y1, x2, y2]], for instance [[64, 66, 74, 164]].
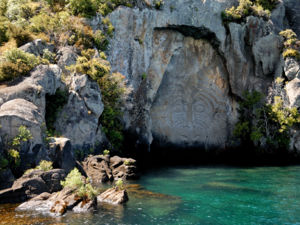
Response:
[[1, 165, 300, 225]]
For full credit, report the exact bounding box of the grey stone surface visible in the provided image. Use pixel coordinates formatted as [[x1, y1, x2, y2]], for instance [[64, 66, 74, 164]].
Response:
[[20, 39, 54, 56], [284, 57, 300, 80], [54, 74, 105, 149]]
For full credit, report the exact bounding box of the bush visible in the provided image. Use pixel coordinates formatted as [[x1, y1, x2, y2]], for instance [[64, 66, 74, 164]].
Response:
[[282, 48, 300, 60], [36, 160, 53, 171], [234, 91, 300, 150], [0, 48, 39, 82], [221, 0, 278, 23], [154, 0, 164, 10], [97, 0, 133, 16], [24, 160, 53, 174], [67, 0, 97, 17], [0, 17, 9, 45], [61, 168, 98, 200], [6, 24, 33, 47], [115, 178, 124, 190], [103, 149, 110, 155]]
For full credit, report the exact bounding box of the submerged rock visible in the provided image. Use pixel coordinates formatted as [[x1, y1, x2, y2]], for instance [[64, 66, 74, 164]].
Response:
[[97, 188, 128, 205]]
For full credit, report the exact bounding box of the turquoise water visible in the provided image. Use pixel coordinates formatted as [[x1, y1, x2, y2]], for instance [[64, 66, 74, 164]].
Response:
[[2, 166, 300, 225]]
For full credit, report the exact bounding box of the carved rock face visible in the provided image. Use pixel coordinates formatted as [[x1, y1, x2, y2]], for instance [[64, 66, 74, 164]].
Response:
[[150, 32, 236, 148]]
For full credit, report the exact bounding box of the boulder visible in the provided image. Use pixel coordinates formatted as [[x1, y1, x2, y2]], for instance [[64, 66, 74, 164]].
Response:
[[17, 187, 97, 216], [0, 169, 66, 203], [284, 57, 300, 80], [110, 156, 138, 180], [97, 188, 128, 205], [0, 99, 44, 154], [48, 137, 76, 173], [19, 39, 54, 56], [82, 155, 113, 183], [82, 155, 138, 183]]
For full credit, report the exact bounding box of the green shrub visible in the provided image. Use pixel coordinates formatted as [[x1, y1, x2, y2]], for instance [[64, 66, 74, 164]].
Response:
[[0, 48, 39, 82], [6, 24, 32, 47], [221, 0, 278, 23], [36, 160, 53, 171], [0, 17, 9, 45], [42, 49, 56, 64], [67, 0, 97, 17], [61, 168, 98, 200], [124, 159, 133, 166], [115, 178, 124, 190], [234, 91, 300, 150], [24, 160, 53, 174], [103, 149, 110, 155], [97, 0, 133, 16], [282, 48, 300, 60], [154, 0, 164, 10], [12, 125, 33, 147]]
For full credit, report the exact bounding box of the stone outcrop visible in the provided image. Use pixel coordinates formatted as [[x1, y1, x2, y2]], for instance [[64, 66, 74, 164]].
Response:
[[0, 99, 44, 155], [0, 169, 66, 203], [20, 39, 54, 57], [97, 187, 128, 205], [48, 138, 76, 173], [82, 155, 137, 183], [54, 73, 106, 150]]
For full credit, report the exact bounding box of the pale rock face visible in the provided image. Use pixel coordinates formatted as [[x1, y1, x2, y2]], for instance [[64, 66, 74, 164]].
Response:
[[20, 39, 54, 56], [286, 78, 300, 108], [107, 0, 287, 149], [54, 74, 105, 148], [150, 32, 236, 148], [284, 57, 300, 81], [0, 99, 44, 152]]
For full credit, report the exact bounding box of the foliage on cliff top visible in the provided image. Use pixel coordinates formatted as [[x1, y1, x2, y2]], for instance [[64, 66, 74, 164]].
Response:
[[222, 0, 279, 24], [234, 91, 300, 151]]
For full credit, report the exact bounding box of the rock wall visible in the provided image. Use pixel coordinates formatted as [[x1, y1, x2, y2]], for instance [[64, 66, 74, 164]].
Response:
[[107, 0, 299, 151]]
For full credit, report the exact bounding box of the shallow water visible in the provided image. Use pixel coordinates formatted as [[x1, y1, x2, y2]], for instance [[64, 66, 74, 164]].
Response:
[[2, 165, 300, 225]]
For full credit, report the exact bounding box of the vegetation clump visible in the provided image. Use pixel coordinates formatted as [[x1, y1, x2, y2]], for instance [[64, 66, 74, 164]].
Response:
[[221, 0, 278, 24], [0, 126, 33, 172], [279, 29, 300, 60], [61, 168, 98, 200], [0, 48, 39, 82], [234, 91, 300, 151], [24, 160, 53, 174]]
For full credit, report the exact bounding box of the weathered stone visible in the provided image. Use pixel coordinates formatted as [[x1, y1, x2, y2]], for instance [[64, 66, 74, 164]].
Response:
[[110, 156, 137, 180], [56, 46, 78, 72], [72, 198, 97, 213], [284, 57, 300, 80], [16, 192, 53, 212], [0, 99, 44, 153], [97, 188, 128, 205], [286, 78, 300, 107], [0, 169, 65, 203], [82, 155, 113, 183], [48, 138, 76, 173], [54, 74, 105, 149], [19, 39, 54, 56]]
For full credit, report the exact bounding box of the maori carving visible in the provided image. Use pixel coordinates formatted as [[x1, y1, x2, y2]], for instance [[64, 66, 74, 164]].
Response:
[[150, 35, 234, 148]]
